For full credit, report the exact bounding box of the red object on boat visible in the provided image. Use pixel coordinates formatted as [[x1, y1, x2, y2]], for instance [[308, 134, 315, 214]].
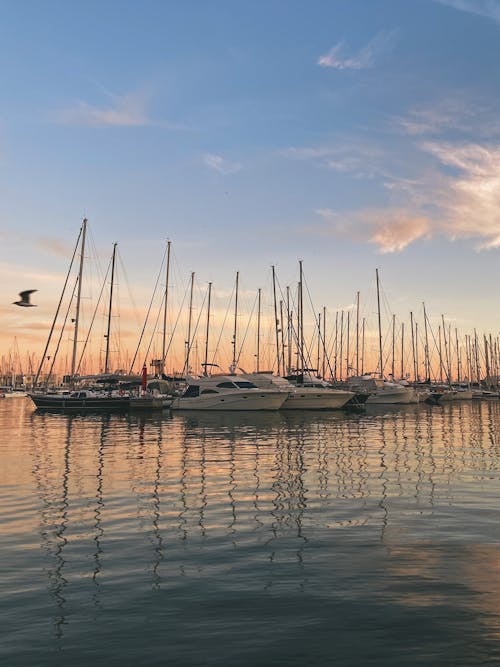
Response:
[[141, 364, 147, 391]]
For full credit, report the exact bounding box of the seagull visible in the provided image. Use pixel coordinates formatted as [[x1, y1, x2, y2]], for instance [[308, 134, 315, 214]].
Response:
[[13, 290, 37, 307]]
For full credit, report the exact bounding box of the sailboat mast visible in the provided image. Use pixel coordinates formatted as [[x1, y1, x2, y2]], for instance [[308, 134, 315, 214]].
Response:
[[361, 317, 365, 376], [203, 281, 212, 376], [376, 268, 383, 378], [71, 217, 87, 378], [104, 243, 117, 375], [400, 322, 405, 379], [322, 306, 326, 379], [423, 303, 430, 381], [231, 271, 239, 372], [299, 260, 304, 374], [287, 286, 292, 375], [356, 291, 360, 376], [410, 311, 417, 382], [272, 266, 280, 376], [391, 314, 395, 379], [184, 272, 195, 376], [161, 240, 172, 373], [256, 288, 261, 373]]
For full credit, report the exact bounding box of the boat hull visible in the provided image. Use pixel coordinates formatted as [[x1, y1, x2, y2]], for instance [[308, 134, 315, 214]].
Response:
[[366, 389, 417, 405], [281, 389, 354, 410], [171, 390, 286, 411], [29, 394, 130, 412]]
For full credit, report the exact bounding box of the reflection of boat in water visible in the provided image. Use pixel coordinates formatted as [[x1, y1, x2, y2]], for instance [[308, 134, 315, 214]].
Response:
[[29, 390, 130, 412], [171, 375, 287, 411]]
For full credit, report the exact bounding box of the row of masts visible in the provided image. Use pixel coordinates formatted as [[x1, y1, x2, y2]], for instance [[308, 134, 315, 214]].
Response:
[[31, 220, 500, 387]]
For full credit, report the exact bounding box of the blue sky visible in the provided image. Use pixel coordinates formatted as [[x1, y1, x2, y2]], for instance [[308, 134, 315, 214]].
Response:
[[2, 0, 500, 368]]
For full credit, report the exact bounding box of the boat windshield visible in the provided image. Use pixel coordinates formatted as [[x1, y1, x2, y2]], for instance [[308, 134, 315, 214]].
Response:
[[234, 381, 257, 389]]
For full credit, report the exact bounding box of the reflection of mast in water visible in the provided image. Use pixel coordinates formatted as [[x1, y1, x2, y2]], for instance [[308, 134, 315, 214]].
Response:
[[151, 417, 165, 589], [265, 416, 308, 589], [29, 412, 72, 639], [92, 416, 108, 606]]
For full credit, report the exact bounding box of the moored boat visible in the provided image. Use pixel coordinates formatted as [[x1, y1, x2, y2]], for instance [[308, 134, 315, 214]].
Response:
[[171, 375, 287, 411]]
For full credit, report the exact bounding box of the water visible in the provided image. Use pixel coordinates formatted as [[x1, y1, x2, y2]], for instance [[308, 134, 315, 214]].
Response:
[[2, 398, 500, 666]]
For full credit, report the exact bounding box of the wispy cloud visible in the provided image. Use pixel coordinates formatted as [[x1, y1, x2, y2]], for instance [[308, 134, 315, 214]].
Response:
[[318, 30, 399, 70], [421, 141, 500, 248], [54, 91, 151, 127], [315, 208, 431, 253], [202, 153, 242, 175], [285, 142, 389, 179], [434, 0, 500, 24], [312, 139, 500, 252]]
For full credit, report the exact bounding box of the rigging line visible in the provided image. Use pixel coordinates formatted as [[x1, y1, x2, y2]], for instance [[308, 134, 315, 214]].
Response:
[[182, 285, 208, 375], [302, 273, 336, 377], [161, 277, 191, 373], [128, 248, 167, 374], [75, 259, 111, 376], [35, 224, 83, 385], [210, 282, 236, 370], [116, 248, 141, 328], [235, 290, 258, 367], [46, 275, 80, 385]]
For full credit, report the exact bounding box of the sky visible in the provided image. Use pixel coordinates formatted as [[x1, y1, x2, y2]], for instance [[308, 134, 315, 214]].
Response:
[[2, 0, 500, 376]]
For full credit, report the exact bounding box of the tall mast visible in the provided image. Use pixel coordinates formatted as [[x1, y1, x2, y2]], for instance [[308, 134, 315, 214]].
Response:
[[299, 260, 304, 374], [256, 287, 261, 373], [455, 328, 460, 383], [339, 310, 344, 381], [161, 240, 172, 374], [423, 303, 430, 381], [203, 281, 212, 376], [376, 268, 383, 378], [286, 286, 292, 375], [361, 317, 365, 376], [271, 266, 280, 376], [415, 321, 419, 382], [400, 322, 405, 379], [322, 306, 326, 379], [410, 311, 417, 382], [391, 314, 395, 379], [184, 272, 195, 376], [279, 300, 286, 375], [356, 291, 360, 376], [346, 311, 350, 378], [334, 311, 339, 380], [71, 217, 87, 378], [230, 271, 239, 373], [317, 312, 321, 375], [441, 314, 450, 384], [104, 243, 117, 375]]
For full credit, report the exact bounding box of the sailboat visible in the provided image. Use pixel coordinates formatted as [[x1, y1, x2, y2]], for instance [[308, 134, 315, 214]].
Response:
[[29, 224, 132, 412], [349, 270, 417, 405]]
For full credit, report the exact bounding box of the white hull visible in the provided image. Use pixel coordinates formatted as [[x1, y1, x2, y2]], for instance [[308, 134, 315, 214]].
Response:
[[171, 389, 286, 411], [366, 388, 417, 405], [281, 388, 353, 410]]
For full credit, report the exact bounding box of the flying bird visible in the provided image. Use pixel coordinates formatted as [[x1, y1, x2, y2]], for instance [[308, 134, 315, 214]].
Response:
[[13, 290, 38, 307]]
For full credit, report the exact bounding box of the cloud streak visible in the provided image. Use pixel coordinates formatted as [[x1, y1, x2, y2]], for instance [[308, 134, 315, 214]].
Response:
[[318, 30, 398, 70], [55, 91, 151, 127], [434, 0, 500, 24], [202, 153, 242, 175], [315, 208, 431, 253]]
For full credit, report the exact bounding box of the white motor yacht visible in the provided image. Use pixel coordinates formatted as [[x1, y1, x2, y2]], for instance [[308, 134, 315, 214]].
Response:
[[240, 371, 354, 410], [348, 375, 417, 405], [170, 375, 287, 411]]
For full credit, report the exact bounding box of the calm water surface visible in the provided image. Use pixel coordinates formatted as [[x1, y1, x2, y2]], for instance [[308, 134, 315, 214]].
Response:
[[2, 398, 500, 665]]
